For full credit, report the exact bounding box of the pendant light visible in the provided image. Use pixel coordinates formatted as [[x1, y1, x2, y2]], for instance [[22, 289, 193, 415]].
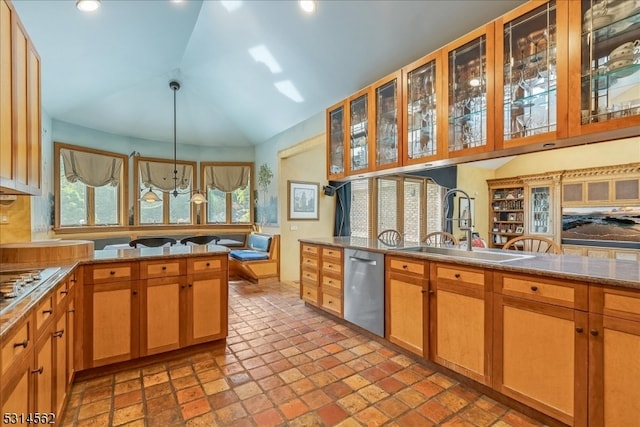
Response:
[[140, 187, 161, 203]]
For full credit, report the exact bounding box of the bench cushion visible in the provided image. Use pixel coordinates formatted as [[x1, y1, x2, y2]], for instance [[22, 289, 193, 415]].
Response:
[[247, 234, 272, 252], [230, 250, 270, 261]]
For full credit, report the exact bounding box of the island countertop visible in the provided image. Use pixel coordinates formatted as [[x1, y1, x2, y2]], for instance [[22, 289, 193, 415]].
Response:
[[299, 237, 640, 290]]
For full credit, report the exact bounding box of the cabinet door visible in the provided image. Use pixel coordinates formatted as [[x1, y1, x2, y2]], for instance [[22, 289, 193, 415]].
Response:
[[66, 295, 75, 386], [386, 271, 428, 357], [85, 281, 139, 368], [493, 295, 588, 426], [141, 277, 182, 356], [185, 274, 227, 346], [568, 0, 640, 136], [33, 330, 53, 413], [589, 314, 640, 427], [402, 50, 444, 166], [1, 361, 32, 416], [444, 23, 495, 158], [372, 70, 402, 171], [528, 185, 552, 235], [326, 100, 347, 180], [12, 16, 29, 190], [52, 312, 67, 414], [347, 88, 373, 175], [0, 0, 13, 188]]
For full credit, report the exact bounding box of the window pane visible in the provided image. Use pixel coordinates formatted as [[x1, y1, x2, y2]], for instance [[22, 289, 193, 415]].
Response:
[[60, 163, 88, 226], [350, 179, 369, 238], [404, 180, 422, 242], [207, 188, 227, 223], [232, 186, 250, 223], [378, 179, 398, 233], [140, 190, 164, 224], [94, 185, 118, 225], [169, 189, 192, 224], [426, 182, 444, 233]]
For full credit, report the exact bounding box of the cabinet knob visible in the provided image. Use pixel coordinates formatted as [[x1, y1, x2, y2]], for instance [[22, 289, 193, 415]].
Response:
[[188, 284, 192, 288], [42, 308, 53, 315], [428, 290, 435, 295], [575, 327, 584, 333], [53, 329, 64, 338], [328, 280, 333, 285], [421, 289, 427, 294], [590, 329, 599, 336], [402, 264, 408, 269], [110, 271, 116, 275], [206, 262, 210, 267], [68, 308, 75, 313], [132, 290, 138, 296], [181, 285, 186, 289], [31, 366, 44, 375], [13, 339, 28, 349], [328, 264, 333, 269], [454, 273, 461, 279], [162, 266, 167, 270], [530, 286, 538, 291]]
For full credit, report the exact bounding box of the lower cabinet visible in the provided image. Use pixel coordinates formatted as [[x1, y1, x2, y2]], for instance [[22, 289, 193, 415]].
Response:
[[430, 262, 492, 385], [185, 272, 227, 345], [299, 243, 344, 317], [33, 325, 53, 413], [385, 256, 428, 357], [140, 276, 183, 356]]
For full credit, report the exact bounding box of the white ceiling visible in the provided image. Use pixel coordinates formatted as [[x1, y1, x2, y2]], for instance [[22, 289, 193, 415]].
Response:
[[13, 0, 525, 148]]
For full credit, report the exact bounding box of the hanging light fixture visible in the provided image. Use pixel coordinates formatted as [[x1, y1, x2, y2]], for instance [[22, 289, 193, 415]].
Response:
[[140, 187, 161, 203]]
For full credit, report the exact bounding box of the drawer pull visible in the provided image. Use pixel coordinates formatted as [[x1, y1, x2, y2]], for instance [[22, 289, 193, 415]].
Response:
[[421, 289, 427, 294], [68, 308, 75, 313], [53, 329, 64, 338], [328, 280, 333, 285], [328, 300, 333, 304], [454, 273, 461, 279], [327, 264, 333, 269], [132, 290, 138, 296], [181, 285, 186, 289], [428, 290, 435, 295], [402, 264, 408, 269], [60, 290, 69, 295], [110, 271, 116, 275], [13, 339, 28, 349], [162, 266, 167, 270], [70, 278, 77, 283], [42, 308, 53, 315], [206, 262, 210, 267], [188, 284, 192, 288], [31, 366, 44, 375], [590, 329, 599, 336], [530, 286, 538, 291], [576, 327, 584, 333]]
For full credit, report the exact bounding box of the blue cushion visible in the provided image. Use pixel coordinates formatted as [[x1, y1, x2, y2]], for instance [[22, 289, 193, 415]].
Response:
[[230, 250, 269, 261], [247, 234, 271, 252]]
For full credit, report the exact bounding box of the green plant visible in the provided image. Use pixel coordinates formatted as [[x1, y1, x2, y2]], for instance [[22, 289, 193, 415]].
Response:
[[257, 163, 273, 223]]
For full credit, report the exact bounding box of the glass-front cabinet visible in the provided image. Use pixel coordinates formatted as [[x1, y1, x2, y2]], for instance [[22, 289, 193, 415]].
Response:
[[522, 173, 562, 243], [569, 0, 640, 135], [444, 24, 495, 157], [347, 89, 372, 175], [529, 186, 552, 234], [373, 71, 402, 171], [402, 51, 444, 166], [496, 1, 569, 147], [326, 100, 347, 180]]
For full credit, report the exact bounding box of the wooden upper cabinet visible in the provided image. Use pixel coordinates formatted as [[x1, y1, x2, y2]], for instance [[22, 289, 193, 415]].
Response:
[[402, 50, 445, 166], [494, 0, 570, 149], [372, 70, 402, 172], [326, 100, 347, 180], [568, 0, 640, 136], [346, 87, 373, 176], [443, 23, 496, 158]]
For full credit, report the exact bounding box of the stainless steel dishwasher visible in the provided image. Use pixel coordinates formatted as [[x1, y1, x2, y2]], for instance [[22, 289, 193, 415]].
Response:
[[343, 249, 385, 337]]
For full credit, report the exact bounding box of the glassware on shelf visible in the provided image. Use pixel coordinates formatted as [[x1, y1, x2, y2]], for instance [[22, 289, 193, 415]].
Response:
[[406, 59, 438, 160], [349, 95, 369, 172], [328, 106, 345, 176], [375, 78, 399, 167]]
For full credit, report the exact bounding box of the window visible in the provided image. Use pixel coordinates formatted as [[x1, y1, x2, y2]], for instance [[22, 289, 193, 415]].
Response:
[[54, 142, 127, 229], [134, 156, 196, 225], [350, 179, 370, 238], [377, 178, 399, 233], [201, 162, 253, 225]]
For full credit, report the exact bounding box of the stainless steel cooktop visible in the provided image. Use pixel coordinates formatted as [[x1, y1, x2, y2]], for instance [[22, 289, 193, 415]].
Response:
[[0, 267, 61, 314]]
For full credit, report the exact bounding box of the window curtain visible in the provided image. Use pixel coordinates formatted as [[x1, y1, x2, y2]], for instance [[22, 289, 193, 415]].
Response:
[[61, 148, 123, 187], [139, 160, 192, 192], [333, 181, 351, 236], [204, 165, 250, 192]]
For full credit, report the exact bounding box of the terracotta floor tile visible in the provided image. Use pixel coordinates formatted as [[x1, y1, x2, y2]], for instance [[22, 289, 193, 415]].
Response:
[[501, 410, 544, 427], [394, 367, 423, 385], [317, 355, 342, 370], [176, 384, 205, 404], [202, 378, 230, 395], [334, 417, 364, 427], [290, 377, 316, 395], [143, 371, 170, 388], [184, 412, 217, 427], [113, 390, 143, 409], [196, 367, 222, 383], [298, 361, 323, 376], [323, 381, 353, 399], [360, 366, 387, 383], [77, 398, 112, 421], [289, 412, 325, 427], [172, 374, 199, 390], [338, 393, 369, 415], [429, 372, 458, 389], [114, 378, 142, 396], [417, 399, 453, 423], [377, 377, 405, 394], [441, 415, 477, 426], [343, 374, 371, 390], [111, 403, 144, 426], [208, 389, 239, 410], [241, 393, 273, 415], [376, 396, 410, 419], [278, 397, 309, 420], [233, 381, 263, 400], [436, 389, 470, 412], [257, 374, 284, 391], [114, 369, 140, 383], [268, 384, 297, 405], [180, 397, 211, 421], [147, 408, 183, 427], [329, 363, 356, 380], [75, 413, 110, 427], [459, 403, 500, 427], [413, 378, 444, 398], [395, 388, 429, 409], [81, 385, 112, 404], [252, 408, 285, 427], [358, 384, 389, 404], [279, 367, 305, 383], [308, 371, 337, 388], [396, 411, 435, 427], [301, 389, 333, 410], [146, 393, 177, 415], [144, 382, 173, 400], [355, 406, 390, 426], [323, 343, 344, 354], [170, 365, 195, 380]]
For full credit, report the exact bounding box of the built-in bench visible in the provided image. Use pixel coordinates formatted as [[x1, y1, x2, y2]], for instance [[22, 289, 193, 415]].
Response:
[[228, 233, 280, 284]]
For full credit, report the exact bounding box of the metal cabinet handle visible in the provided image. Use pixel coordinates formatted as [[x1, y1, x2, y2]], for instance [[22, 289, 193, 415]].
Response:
[[531, 286, 538, 291], [13, 339, 28, 348], [590, 329, 599, 336], [53, 329, 64, 338], [421, 289, 427, 294], [42, 308, 53, 315], [576, 327, 583, 333], [402, 264, 408, 269], [68, 308, 75, 313], [60, 290, 69, 295], [206, 262, 210, 267], [162, 266, 167, 270], [132, 290, 138, 295], [181, 285, 186, 289], [110, 271, 116, 275], [31, 366, 44, 375], [188, 284, 192, 288], [428, 290, 435, 294], [454, 273, 461, 279]]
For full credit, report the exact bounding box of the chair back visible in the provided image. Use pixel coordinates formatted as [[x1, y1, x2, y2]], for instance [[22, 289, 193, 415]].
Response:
[[502, 235, 562, 254], [377, 229, 402, 246], [180, 235, 220, 246], [129, 237, 177, 248], [423, 231, 458, 247]]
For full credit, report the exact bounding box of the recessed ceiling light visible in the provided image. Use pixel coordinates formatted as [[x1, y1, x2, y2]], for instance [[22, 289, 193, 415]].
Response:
[[299, 0, 316, 14], [76, 0, 100, 12]]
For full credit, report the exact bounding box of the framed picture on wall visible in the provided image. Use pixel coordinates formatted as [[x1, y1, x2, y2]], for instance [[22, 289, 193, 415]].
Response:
[[288, 181, 319, 220], [458, 197, 475, 229]]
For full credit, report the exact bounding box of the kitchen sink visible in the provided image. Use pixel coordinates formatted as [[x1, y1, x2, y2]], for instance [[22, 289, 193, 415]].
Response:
[[397, 246, 534, 263]]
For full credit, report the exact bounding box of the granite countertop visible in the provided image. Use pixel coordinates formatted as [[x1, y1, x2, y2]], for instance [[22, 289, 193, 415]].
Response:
[[299, 237, 640, 290], [90, 243, 230, 263]]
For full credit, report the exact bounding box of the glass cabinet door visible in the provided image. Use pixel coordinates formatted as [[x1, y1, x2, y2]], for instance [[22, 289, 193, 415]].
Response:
[[530, 186, 552, 235], [502, 1, 558, 143], [373, 71, 401, 171], [348, 91, 371, 175], [446, 25, 494, 156], [403, 53, 442, 165], [579, 0, 640, 127], [326, 101, 346, 179]]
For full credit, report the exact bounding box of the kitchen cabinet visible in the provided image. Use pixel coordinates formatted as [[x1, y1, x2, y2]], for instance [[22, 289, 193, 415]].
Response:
[[521, 172, 562, 242], [320, 247, 343, 317], [346, 88, 373, 176], [300, 243, 320, 306], [488, 179, 525, 248], [493, 272, 589, 426], [326, 100, 347, 180], [568, 0, 640, 137], [429, 262, 492, 385], [589, 285, 640, 426], [443, 23, 496, 158], [373, 71, 402, 171], [33, 321, 53, 413], [402, 50, 445, 166], [385, 255, 428, 357], [0, 0, 41, 195], [561, 163, 640, 206], [0, 314, 33, 415], [494, 1, 569, 149]]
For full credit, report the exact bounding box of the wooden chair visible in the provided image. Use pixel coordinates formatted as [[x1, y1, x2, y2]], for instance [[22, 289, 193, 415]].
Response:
[[502, 235, 562, 254], [377, 229, 402, 246], [129, 237, 176, 248], [180, 235, 220, 245], [423, 231, 458, 247]]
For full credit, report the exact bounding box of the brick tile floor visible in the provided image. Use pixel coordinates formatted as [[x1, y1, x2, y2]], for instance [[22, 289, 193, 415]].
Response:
[[60, 281, 545, 426]]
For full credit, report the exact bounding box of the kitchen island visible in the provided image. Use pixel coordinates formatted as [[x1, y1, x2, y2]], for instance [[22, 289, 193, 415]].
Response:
[[299, 237, 640, 427]]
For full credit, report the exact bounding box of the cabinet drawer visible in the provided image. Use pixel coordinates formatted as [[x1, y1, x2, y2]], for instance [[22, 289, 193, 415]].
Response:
[[301, 244, 319, 256], [55, 279, 71, 308], [591, 286, 640, 321], [188, 256, 224, 275], [301, 270, 318, 285], [35, 296, 54, 332], [321, 290, 342, 315], [498, 273, 587, 310], [387, 256, 426, 276], [322, 247, 342, 262], [88, 262, 136, 284], [322, 259, 342, 275], [322, 274, 342, 291], [435, 264, 485, 288], [140, 259, 185, 279], [1, 319, 30, 376], [302, 256, 318, 270], [301, 285, 318, 304]]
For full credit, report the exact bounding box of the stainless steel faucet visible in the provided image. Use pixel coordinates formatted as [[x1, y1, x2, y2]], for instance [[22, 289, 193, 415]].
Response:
[[442, 188, 473, 251]]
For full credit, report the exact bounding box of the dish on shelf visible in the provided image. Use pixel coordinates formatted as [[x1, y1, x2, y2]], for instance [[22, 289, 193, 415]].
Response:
[[608, 58, 635, 70], [609, 0, 640, 22], [583, 15, 613, 32]]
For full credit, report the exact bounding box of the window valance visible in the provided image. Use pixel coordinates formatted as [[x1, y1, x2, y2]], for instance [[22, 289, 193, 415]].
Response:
[[204, 165, 250, 193], [139, 160, 192, 192], [61, 148, 123, 187]]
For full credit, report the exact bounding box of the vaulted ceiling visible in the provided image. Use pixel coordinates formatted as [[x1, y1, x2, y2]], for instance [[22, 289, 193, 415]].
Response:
[[13, 0, 525, 148]]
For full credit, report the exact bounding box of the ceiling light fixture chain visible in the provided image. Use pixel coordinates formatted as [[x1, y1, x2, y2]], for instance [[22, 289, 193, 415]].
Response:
[[170, 80, 181, 199]]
